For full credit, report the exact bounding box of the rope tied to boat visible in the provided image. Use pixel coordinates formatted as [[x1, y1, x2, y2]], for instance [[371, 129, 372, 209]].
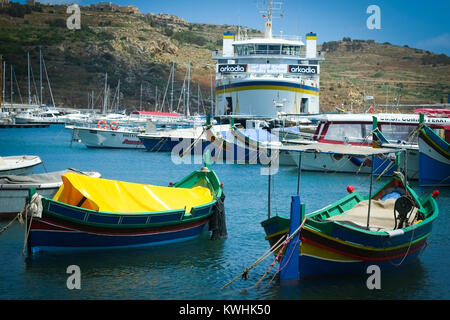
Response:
[[21, 192, 42, 256], [0, 192, 42, 236], [222, 215, 307, 289], [179, 125, 210, 158]]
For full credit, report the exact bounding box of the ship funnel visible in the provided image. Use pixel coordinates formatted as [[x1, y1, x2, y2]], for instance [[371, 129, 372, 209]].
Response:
[[222, 32, 234, 57], [305, 32, 317, 58]]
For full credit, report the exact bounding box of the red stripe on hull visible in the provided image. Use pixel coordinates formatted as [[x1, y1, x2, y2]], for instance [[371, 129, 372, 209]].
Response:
[[31, 217, 210, 236], [301, 237, 427, 262]]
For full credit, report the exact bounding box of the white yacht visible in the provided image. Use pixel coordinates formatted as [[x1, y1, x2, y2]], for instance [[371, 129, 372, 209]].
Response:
[[212, 0, 324, 119]]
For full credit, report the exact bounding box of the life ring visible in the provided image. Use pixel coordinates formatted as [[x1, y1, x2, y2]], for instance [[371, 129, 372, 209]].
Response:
[[369, 106, 375, 113], [97, 120, 108, 130], [109, 122, 119, 131]]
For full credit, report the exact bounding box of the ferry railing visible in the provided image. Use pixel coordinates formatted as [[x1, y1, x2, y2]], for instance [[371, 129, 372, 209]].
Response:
[[211, 50, 325, 59]]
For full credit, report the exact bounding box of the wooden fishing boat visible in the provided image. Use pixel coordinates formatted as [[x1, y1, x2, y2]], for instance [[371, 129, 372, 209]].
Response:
[[418, 121, 450, 186], [138, 124, 230, 153], [205, 122, 281, 164], [280, 113, 450, 174], [261, 147, 439, 280], [26, 166, 224, 253], [0, 155, 42, 175]]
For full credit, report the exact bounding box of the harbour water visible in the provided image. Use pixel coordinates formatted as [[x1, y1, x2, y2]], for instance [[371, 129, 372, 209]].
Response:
[[0, 125, 449, 300]]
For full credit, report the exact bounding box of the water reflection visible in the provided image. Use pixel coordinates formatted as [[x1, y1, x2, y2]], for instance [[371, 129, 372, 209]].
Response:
[[24, 233, 226, 299]]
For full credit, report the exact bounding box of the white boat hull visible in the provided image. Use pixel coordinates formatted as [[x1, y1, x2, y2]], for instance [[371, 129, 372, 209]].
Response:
[[0, 156, 42, 175], [285, 146, 419, 179], [74, 127, 145, 149]]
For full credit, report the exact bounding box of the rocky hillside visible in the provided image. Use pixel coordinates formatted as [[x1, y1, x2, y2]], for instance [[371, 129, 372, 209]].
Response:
[[1, 2, 449, 113], [319, 39, 450, 112]]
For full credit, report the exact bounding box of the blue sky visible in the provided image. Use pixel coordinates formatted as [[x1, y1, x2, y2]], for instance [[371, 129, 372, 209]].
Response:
[[36, 1, 450, 55]]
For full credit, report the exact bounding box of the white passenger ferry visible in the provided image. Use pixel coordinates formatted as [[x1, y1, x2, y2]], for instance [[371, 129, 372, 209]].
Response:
[[212, 0, 324, 119]]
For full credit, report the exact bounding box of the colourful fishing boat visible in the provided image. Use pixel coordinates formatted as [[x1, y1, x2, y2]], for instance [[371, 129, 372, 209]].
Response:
[[261, 147, 439, 280], [205, 122, 281, 164], [418, 118, 450, 186], [26, 166, 225, 253]]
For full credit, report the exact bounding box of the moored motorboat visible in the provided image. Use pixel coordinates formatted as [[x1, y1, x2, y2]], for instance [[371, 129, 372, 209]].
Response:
[[205, 123, 281, 165], [67, 123, 145, 149]]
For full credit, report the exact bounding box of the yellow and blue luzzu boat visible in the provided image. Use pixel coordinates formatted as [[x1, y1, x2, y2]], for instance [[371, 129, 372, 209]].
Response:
[[27, 166, 224, 253]]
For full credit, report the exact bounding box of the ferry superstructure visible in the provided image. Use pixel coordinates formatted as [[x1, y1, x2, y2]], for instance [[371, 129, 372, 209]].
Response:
[[212, 1, 324, 119]]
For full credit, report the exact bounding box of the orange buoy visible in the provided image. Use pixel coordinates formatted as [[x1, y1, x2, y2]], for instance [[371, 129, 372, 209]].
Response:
[[97, 120, 108, 130], [109, 121, 119, 131]]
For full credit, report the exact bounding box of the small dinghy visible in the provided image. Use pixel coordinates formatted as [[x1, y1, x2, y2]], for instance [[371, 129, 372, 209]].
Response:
[[0, 155, 42, 175]]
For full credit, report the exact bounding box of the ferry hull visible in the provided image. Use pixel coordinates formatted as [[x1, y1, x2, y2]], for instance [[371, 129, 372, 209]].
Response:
[[215, 79, 320, 118]]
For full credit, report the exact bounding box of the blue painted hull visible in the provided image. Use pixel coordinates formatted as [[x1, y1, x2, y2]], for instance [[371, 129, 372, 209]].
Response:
[[419, 152, 450, 186], [30, 218, 209, 253]]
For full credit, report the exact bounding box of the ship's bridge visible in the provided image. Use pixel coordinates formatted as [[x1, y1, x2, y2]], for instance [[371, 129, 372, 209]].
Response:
[[212, 34, 324, 65], [233, 38, 304, 57]]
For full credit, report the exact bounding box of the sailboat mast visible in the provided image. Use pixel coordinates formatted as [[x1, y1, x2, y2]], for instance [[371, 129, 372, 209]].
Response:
[[117, 79, 120, 110], [103, 72, 107, 114], [140, 82, 143, 111], [209, 71, 213, 116], [186, 60, 190, 116], [268, 164, 271, 219], [42, 57, 55, 107], [27, 52, 31, 105], [39, 46, 43, 105], [10, 65, 13, 107], [197, 83, 200, 115], [170, 62, 174, 113], [0, 56, 2, 110]]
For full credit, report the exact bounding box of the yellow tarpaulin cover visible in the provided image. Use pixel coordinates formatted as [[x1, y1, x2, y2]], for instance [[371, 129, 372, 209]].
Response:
[[53, 172, 213, 213]]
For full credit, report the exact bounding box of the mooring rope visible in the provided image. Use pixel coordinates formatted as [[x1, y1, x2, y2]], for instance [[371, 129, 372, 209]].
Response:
[[0, 192, 42, 255], [222, 215, 307, 289], [179, 126, 208, 158], [0, 212, 21, 235], [221, 233, 287, 289]]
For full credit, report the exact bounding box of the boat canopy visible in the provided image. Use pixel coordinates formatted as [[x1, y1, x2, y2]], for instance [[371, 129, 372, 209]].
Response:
[[53, 173, 213, 214], [0, 169, 79, 185], [277, 143, 402, 156]]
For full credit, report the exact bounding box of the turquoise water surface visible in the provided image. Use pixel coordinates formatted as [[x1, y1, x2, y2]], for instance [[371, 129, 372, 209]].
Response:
[[0, 125, 448, 300]]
